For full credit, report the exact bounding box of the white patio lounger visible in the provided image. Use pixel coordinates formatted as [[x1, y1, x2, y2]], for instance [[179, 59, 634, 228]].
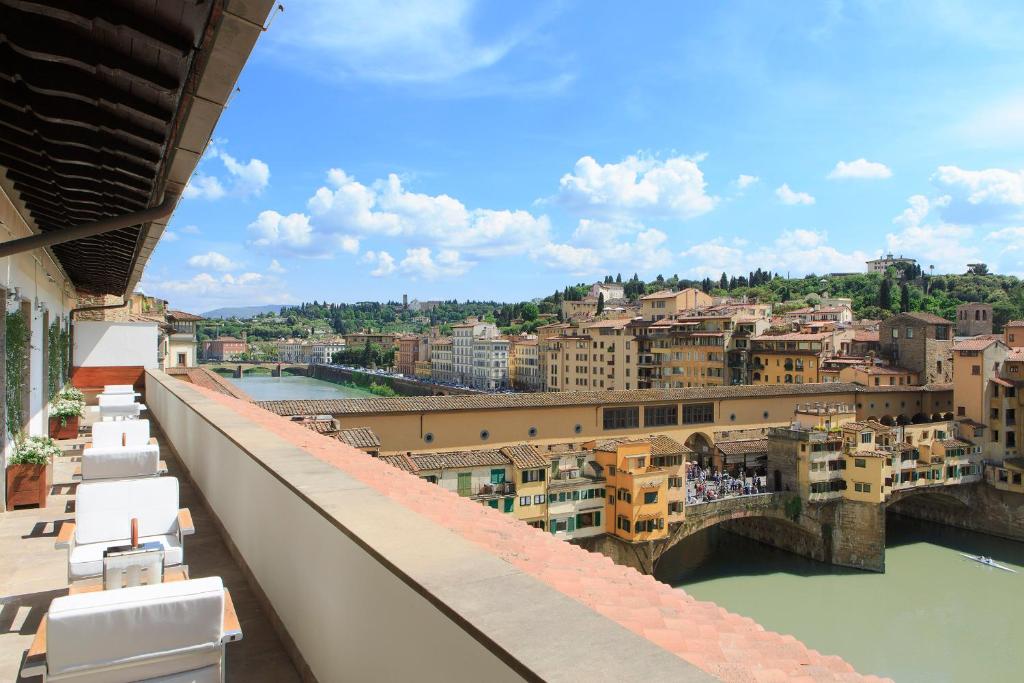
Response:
[[56, 477, 194, 581], [23, 576, 242, 682]]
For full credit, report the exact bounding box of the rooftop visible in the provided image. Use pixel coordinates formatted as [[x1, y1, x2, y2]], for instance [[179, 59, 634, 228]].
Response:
[[952, 338, 1002, 351], [715, 438, 769, 456], [256, 382, 866, 416], [336, 426, 382, 449]]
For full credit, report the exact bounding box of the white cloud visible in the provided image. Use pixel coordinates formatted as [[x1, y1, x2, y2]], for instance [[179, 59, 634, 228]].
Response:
[[162, 231, 179, 242], [180, 225, 201, 235], [267, 0, 559, 85], [932, 165, 1024, 205], [735, 174, 760, 189], [556, 154, 717, 219], [398, 248, 473, 279], [886, 195, 980, 272], [987, 227, 1024, 252], [141, 270, 292, 311], [532, 221, 673, 276], [827, 158, 892, 180], [268, 259, 287, 274], [363, 250, 395, 277], [247, 210, 329, 258], [183, 146, 269, 201], [307, 169, 550, 256], [182, 175, 225, 200], [775, 184, 815, 206], [680, 230, 867, 277], [187, 251, 240, 272]]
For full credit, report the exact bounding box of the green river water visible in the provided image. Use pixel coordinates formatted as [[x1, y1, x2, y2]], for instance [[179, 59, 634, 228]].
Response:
[[227, 375, 375, 401], [658, 516, 1023, 682]]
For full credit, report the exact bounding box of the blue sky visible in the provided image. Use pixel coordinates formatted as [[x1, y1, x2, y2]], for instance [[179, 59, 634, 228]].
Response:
[[141, 0, 1024, 312]]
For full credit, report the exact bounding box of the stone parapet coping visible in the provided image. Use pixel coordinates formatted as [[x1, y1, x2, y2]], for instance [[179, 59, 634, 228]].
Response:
[[164, 373, 889, 682]]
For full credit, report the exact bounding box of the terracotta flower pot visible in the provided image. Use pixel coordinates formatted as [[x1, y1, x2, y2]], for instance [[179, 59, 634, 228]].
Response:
[[6, 463, 50, 511], [48, 415, 79, 440]]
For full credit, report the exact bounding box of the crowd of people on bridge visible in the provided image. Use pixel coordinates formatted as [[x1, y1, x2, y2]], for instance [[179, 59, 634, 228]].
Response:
[[686, 464, 767, 504]]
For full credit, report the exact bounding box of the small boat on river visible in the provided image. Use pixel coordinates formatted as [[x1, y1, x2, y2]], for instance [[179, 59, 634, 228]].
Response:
[[960, 553, 1017, 572]]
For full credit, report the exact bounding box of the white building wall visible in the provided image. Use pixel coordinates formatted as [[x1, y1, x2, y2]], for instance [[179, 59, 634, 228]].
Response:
[[73, 321, 159, 368]]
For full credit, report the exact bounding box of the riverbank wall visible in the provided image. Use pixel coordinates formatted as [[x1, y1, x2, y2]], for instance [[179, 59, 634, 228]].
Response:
[[309, 364, 481, 397]]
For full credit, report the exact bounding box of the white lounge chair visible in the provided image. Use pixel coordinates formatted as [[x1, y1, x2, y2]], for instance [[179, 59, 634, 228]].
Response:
[[23, 576, 242, 682], [102, 384, 139, 395], [76, 445, 165, 481], [90, 419, 153, 448], [56, 477, 194, 581]]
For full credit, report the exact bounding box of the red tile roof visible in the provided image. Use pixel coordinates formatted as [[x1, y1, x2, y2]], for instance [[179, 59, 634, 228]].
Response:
[[952, 338, 1000, 351]]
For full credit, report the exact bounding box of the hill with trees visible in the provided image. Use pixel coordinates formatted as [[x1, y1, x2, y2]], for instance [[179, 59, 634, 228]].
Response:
[[198, 265, 1024, 343]]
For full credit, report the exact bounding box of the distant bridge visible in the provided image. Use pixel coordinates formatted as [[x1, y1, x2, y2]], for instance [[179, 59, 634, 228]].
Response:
[[202, 362, 309, 378]]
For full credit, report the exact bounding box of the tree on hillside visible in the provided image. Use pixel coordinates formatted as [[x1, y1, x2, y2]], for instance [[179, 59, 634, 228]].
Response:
[[597, 292, 605, 314], [968, 263, 990, 275], [720, 272, 728, 289], [879, 278, 892, 310], [521, 302, 539, 321], [615, 273, 622, 283], [900, 283, 910, 312]]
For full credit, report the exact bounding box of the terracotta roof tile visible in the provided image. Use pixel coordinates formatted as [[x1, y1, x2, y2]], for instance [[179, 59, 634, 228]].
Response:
[[304, 420, 337, 434], [715, 438, 768, 456], [953, 338, 999, 351], [500, 444, 550, 469], [336, 427, 381, 448]]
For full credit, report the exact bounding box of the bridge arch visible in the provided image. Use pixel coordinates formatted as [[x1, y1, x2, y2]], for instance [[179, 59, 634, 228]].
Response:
[[684, 432, 715, 468]]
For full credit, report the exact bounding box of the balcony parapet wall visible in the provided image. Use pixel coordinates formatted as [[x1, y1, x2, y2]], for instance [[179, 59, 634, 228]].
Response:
[[145, 369, 881, 683]]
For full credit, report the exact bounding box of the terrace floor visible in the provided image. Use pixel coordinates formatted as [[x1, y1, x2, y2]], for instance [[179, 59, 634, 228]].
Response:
[[0, 422, 300, 682]]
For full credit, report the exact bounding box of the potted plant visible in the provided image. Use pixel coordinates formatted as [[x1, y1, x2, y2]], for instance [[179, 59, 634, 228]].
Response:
[[48, 388, 84, 439], [6, 435, 59, 510]]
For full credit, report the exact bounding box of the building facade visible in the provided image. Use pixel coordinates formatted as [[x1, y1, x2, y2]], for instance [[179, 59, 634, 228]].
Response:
[[866, 254, 917, 274], [509, 337, 543, 391], [956, 303, 993, 337], [451, 320, 499, 385], [879, 312, 953, 384], [750, 330, 848, 385], [430, 338, 454, 383], [203, 336, 248, 361], [639, 288, 713, 321], [542, 318, 636, 392], [471, 337, 510, 391], [396, 335, 421, 377]]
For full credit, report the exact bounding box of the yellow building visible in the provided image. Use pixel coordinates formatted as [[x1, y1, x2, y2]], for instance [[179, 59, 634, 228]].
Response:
[[751, 330, 848, 384], [591, 439, 670, 543], [1005, 320, 1024, 349], [498, 445, 550, 528], [837, 364, 918, 388], [541, 318, 637, 392], [560, 298, 598, 321], [640, 288, 712, 321], [509, 336, 543, 391]]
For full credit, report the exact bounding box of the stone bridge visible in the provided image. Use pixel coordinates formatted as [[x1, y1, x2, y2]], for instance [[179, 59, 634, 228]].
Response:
[[204, 362, 309, 378], [886, 481, 1024, 543]]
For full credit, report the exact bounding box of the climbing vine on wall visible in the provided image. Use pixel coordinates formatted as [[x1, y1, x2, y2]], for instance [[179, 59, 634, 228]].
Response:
[[5, 310, 29, 438], [48, 318, 70, 400]]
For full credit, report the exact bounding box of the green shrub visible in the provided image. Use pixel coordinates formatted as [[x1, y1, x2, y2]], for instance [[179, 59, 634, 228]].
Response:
[[10, 436, 60, 465]]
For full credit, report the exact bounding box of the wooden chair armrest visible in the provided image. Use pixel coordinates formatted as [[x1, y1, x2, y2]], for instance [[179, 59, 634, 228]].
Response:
[[55, 521, 75, 549], [72, 465, 82, 480], [177, 508, 195, 536], [158, 460, 168, 474], [22, 615, 47, 677], [222, 589, 243, 643], [149, 437, 158, 446]]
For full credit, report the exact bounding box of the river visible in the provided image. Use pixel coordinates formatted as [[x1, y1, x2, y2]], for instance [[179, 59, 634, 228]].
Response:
[[227, 375, 375, 401], [657, 516, 1023, 681]]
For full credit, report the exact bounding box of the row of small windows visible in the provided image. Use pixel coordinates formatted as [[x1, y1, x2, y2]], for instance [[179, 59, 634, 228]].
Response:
[[427, 423, 583, 444], [602, 403, 714, 430]]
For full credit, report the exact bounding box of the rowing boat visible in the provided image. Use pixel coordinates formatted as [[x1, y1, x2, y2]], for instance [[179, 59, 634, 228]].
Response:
[[960, 553, 1017, 572]]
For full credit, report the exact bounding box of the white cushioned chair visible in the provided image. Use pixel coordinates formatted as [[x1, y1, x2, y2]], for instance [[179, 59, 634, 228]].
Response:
[[29, 576, 239, 682], [91, 419, 151, 448], [79, 445, 162, 481], [102, 384, 138, 395], [56, 478, 194, 581]]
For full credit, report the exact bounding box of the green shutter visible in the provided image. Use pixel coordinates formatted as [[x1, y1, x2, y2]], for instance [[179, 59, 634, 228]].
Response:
[[550, 520, 558, 534], [457, 472, 472, 497], [548, 493, 556, 503], [568, 517, 576, 532], [558, 492, 566, 502], [572, 490, 580, 501], [503, 498, 514, 513], [488, 499, 498, 509], [595, 511, 601, 527], [491, 469, 505, 484]]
